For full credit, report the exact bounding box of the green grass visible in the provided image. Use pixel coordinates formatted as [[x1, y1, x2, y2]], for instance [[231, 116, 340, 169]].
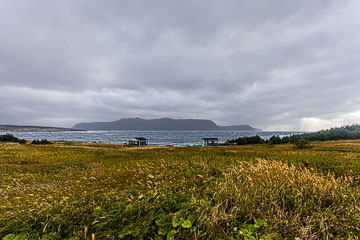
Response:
[[0, 141, 360, 239]]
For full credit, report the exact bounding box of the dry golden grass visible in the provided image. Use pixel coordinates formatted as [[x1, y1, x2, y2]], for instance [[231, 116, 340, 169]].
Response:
[[209, 159, 359, 239]]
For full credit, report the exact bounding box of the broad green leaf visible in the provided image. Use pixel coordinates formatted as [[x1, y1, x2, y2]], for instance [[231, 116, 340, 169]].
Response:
[[200, 199, 208, 205], [68, 237, 80, 240], [2, 234, 15, 240], [172, 218, 181, 227], [255, 219, 267, 227], [181, 220, 192, 228], [131, 228, 140, 237], [41, 234, 51, 240], [14, 233, 27, 240], [166, 229, 178, 240], [118, 229, 131, 239], [247, 224, 257, 233], [158, 227, 167, 236], [187, 215, 196, 224]]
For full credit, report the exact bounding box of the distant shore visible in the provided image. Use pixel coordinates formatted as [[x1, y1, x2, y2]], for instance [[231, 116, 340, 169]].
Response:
[[0, 125, 84, 132]]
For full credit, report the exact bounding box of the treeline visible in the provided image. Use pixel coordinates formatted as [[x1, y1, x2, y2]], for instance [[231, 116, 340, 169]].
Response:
[[301, 124, 360, 141], [228, 124, 360, 145], [227, 135, 265, 145], [226, 135, 301, 145]]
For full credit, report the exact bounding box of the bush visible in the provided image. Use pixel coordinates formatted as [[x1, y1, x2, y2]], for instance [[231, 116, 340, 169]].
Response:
[[237, 137, 248, 145], [0, 134, 26, 144], [227, 136, 265, 145], [269, 135, 282, 144], [246, 135, 265, 144], [31, 139, 52, 145], [294, 138, 309, 149]]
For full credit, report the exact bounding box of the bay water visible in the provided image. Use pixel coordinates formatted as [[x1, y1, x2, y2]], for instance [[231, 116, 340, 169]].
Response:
[[4, 131, 303, 146]]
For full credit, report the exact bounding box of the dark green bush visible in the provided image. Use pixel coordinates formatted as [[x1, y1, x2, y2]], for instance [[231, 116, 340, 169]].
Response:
[[269, 135, 282, 144], [237, 137, 248, 145], [227, 135, 264, 145], [294, 138, 310, 149], [31, 139, 52, 145], [0, 134, 26, 144]]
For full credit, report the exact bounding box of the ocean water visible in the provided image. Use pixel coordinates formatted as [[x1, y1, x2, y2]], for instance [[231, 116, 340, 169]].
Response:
[[4, 131, 303, 146]]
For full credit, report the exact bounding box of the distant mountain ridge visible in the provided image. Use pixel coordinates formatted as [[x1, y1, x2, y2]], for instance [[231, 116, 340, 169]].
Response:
[[73, 118, 260, 131]]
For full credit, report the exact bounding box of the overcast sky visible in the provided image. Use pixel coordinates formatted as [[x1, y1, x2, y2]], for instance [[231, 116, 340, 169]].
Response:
[[1, 0, 360, 131]]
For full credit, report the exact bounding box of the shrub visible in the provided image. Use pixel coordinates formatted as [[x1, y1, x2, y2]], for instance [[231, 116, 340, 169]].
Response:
[[246, 135, 265, 144], [0, 134, 26, 144], [269, 135, 282, 144], [228, 136, 265, 145], [237, 137, 248, 145], [31, 139, 52, 145], [294, 138, 309, 149]]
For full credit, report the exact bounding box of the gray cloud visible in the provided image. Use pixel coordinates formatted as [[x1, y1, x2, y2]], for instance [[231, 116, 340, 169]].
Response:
[[0, 0, 360, 130]]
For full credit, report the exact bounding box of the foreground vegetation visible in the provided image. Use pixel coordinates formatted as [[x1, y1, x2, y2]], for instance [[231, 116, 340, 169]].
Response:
[[1, 141, 360, 239]]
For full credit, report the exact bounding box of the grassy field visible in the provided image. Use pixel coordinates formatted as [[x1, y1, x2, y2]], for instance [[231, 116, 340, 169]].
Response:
[[1, 141, 360, 239]]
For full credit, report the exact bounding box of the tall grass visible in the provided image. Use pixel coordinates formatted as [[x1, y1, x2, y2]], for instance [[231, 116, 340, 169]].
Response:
[[211, 159, 359, 239]]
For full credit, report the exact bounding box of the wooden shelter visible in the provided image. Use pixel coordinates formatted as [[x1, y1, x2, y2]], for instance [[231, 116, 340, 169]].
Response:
[[129, 137, 148, 146], [202, 138, 219, 146]]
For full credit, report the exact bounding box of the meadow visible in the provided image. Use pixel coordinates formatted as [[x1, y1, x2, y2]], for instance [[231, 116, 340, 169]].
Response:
[[1, 141, 360, 239]]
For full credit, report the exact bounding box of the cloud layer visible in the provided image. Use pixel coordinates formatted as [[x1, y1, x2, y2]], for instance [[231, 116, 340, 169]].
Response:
[[1, 0, 360, 130]]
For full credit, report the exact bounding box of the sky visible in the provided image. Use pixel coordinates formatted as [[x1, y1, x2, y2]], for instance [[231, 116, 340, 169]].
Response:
[[1, 0, 360, 131]]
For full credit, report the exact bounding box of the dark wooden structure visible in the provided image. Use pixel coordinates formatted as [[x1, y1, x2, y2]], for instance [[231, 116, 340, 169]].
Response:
[[203, 138, 219, 146], [129, 137, 148, 146]]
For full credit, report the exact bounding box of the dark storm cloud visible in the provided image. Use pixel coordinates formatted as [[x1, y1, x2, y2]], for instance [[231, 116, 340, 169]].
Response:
[[1, 0, 360, 130]]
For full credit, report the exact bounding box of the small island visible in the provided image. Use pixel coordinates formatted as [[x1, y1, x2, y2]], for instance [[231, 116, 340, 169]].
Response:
[[73, 117, 261, 131]]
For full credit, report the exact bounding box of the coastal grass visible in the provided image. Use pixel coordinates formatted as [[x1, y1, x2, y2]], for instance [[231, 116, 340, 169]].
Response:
[[0, 141, 360, 239]]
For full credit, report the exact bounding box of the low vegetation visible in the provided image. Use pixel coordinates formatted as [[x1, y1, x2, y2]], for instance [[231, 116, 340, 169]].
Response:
[[31, 139, 52, 145], [1, 140, 360, 239], [227, 135, 265, 145], [0, 134, 26, 144]]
